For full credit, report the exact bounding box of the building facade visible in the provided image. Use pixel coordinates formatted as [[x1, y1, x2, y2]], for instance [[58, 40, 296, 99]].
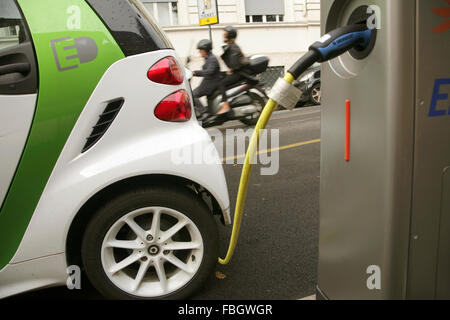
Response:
[[0, 1, 321, 79], [142, 0, 321, 76]]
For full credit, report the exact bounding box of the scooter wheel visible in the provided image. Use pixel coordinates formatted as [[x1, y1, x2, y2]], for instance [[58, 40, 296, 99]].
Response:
[[240, 92, 266, 126]]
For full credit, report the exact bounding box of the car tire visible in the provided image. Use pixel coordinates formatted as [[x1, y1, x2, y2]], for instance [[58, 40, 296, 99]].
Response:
[[310, 82, 321, 105], [81, 185, 219, 300]]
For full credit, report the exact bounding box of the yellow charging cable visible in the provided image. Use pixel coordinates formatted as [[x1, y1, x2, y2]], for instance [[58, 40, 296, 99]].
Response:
[[219, 73, 295, 265]]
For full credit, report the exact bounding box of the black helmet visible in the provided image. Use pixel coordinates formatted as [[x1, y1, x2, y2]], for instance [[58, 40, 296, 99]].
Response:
[[197, 39, 212, 52], [224, 26, 237, 40]]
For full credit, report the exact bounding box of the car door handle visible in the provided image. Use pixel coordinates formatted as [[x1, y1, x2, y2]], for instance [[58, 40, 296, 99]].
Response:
[[0, 62, 31, 76]]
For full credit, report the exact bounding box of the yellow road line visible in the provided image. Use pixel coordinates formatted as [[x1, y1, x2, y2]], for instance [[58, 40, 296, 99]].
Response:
[[222, 138, 321, 162]]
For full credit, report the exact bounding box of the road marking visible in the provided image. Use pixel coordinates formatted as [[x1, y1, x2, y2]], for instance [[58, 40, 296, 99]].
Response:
[[222, 138, 321, 162], [268, 116, 321, 127], [272, 105, 321, 117], [271, 110, 321, 122], [219, 116, 320, 138], [213, 107, 321, 130]]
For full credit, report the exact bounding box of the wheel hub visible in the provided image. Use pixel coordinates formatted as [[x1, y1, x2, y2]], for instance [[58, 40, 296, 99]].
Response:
[[148, 245, 160, 256]]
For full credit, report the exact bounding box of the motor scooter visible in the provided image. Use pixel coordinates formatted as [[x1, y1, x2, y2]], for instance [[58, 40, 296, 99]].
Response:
[[187, 55, 270, 128]]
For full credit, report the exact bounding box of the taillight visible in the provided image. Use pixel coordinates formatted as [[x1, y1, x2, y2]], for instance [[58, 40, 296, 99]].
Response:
[[147, 56, 184, 85], [154, 90, 192, 122]]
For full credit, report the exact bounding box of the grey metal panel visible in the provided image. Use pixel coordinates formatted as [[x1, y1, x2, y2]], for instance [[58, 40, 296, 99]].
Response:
[[407, 0, 450, 299], [318, 0, 416, 299], [244, 0, 285, 15], [436, 167, 450, 299]]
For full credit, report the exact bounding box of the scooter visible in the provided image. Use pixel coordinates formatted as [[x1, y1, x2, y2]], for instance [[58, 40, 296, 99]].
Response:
[[188, 55, 270, 128]]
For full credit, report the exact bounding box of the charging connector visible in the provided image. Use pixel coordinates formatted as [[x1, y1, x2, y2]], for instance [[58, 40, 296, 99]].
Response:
[[219, 23, 374, 265], [288, 24, 373, 79]]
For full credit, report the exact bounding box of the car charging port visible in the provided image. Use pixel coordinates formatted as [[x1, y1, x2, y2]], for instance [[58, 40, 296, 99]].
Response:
[[347, 5, 377, 60]]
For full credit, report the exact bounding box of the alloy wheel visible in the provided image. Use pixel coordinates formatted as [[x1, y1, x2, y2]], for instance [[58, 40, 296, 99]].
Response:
[[101, 207, 204, 298]]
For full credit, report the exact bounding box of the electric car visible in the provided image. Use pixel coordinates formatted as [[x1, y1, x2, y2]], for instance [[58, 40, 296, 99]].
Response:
[[0, 0, 230, 300], [294, 64, 321, 106]]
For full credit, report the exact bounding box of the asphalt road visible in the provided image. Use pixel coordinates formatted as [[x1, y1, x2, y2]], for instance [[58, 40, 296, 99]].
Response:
[[195, 105, 321, 300], [9, 106, 321, 300]]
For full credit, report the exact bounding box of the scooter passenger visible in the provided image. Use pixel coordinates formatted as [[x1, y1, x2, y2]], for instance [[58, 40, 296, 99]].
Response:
[[216, 26, 251, 116]]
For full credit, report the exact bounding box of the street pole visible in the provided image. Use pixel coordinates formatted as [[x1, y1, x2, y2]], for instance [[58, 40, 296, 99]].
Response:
[[208, 25, 213, 48], [198, 0, 218, 48]]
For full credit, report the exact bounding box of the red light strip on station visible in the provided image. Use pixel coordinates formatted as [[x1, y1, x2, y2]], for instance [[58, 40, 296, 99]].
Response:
[[345, 99, 350, 162]]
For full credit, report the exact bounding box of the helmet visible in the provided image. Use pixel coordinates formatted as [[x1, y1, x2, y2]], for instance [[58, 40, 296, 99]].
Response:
[[224, 26, 237, 40], [197, 39, 213, 52]]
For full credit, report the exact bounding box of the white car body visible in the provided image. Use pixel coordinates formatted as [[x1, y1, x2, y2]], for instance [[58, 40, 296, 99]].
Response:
[[0, 50, 230, 299]]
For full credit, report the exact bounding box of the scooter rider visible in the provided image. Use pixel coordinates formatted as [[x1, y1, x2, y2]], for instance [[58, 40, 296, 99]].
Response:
[[192, 39, 221, 120], [216, 26, 251, 115]]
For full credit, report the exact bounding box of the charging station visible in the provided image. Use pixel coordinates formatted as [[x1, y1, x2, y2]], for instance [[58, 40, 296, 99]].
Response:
[[317, 0, 450, 299]]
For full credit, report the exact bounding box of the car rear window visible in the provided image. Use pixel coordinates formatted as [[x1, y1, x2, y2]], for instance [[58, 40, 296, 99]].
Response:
[[86, 0, 173, 57]]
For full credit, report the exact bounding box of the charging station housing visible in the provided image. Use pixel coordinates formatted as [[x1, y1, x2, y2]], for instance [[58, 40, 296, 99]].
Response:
[[318, 0, 450, 299]]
